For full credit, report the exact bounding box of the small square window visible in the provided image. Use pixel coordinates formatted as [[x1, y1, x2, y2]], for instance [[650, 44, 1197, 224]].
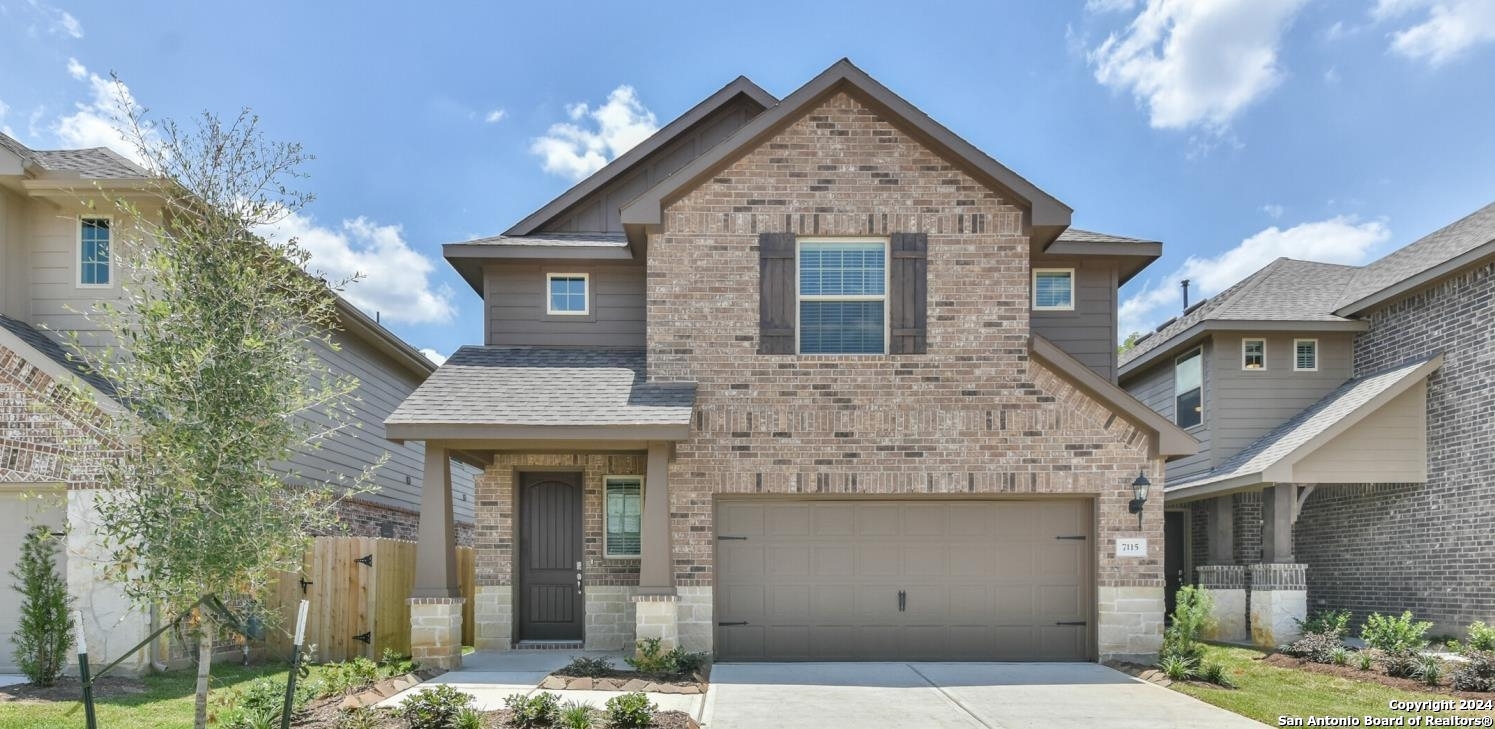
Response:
[[604, 476, 642, 558], [79, 217, 111, 286], [547, 273, 588, 315], [1294, 339, 1318, 371], [1242, 338, 1266, 370], [1032, 269, 1074, 310]]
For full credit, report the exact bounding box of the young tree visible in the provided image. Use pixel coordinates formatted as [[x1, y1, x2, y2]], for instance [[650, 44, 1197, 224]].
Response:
[[73, 87, 374, 729], [9, 525, 74, 686], [1118, 331, 1144, 355]]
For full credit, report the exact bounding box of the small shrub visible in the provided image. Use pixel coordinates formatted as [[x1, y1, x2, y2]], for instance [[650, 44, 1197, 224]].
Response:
[[1464, 621, 1495, 653], [1159, 654, 1197, 681], [559, 701, 595, 729], [324, 656, 382, 695], [559, 655, 615, 678], [1199, 662, 1235, 688], [399, 685, 475, 729], [1356, 651, 1375, 671], [453, 707, 483, 729], [1296, 609, 1352, 639], [1451, 650, 1495, 692], [1380, 648, 1422, 679], [625, 639, 708, 676], [380, 647, 419, 677], [604, 692, 656, 729], [1417, 655, 1444, 686], [337, 707, 385, 729], [1362, 611, 1432, 653], [503, 691, 560, 729], [1282, 632, 1345, 664], [1330, 646, 1349, 666], [8, 525, 74, 687], [222, 674, 315, 728]]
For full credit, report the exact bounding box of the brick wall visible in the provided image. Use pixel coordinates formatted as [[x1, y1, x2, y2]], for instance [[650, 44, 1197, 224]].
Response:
[[1, 343, 117, 485], [1233, 491, 1262, 565], [646, 90, 1163, 592], [332, 498, 474, 546]]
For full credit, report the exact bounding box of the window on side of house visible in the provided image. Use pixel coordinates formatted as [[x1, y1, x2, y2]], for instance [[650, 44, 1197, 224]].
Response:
[[1242, 338, 1266, 370], [78, 217, 112, 287], [797, 239, 887, 354], [1175, 348, 1203, 429], [1032, 268, 1075, 311], [546, 273, 589, 315], [1294, 339, 1318, 371], [604, 476, 643, 558]]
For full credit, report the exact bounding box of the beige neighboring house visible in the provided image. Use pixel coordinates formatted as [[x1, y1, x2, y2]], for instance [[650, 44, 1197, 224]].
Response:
[[386, 59, 1198, 670], [0, 132, 477, 675]]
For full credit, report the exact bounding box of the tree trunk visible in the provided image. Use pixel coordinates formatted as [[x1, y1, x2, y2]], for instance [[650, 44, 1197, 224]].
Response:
[[194, 617, 214, 729]]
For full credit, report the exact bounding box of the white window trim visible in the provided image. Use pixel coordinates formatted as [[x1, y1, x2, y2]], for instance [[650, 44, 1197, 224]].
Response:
[[1241, 337, 1267, 371], [602, 474, 644, 560], [1032, 268, 1076, 311], [545, 272, 590, 315], [794, 237, 890, 355], [1174, 347, 1204, 429], [75, 215, 115, 289], [1293, 338, 1319, 372]]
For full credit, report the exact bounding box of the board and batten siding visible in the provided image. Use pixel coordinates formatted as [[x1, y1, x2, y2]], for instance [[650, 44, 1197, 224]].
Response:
[[484, 263, 645, 347], [1209, 332, 1354, 466], [1127, 339, 1213, 481], [1029, 256, 1118, 381]]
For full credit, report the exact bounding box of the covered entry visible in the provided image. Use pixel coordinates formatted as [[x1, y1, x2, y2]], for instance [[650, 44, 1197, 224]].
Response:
[[714, 498, 1094, 661]]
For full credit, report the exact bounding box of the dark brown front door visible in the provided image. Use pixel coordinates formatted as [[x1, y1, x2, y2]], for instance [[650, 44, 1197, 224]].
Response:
[[518, 472, 584, 642], [1164, 510, 1186, 619]]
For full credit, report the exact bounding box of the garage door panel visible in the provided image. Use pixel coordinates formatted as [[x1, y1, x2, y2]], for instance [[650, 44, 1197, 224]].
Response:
[[950, 547, 998, 577], [995, 584, 1037, 622], [902, 544, 946, 576], [856, 505, 900, 536], [993, 543, 1037, 580], [813, 544, 854, 576], [900, 625, 948, 660], [855, 585, 902, 623], [1039, 584, 1084, 619], [946, 626, 999, 659], [811, 585, 856, 623], [947, 502, 997, 536], [719, 625, 764, 660], [771, 585, 811, 623], [902, 504, 946, 535], [718, 502, 764, 537], [857, 544, 901, 576], [994, 502, 1043, 539], [766, 504, 811, 536], [765, 626, 811, 659], [902, 586, 948, 623], [767, 546, 810, 577], [1039, 626, 1086, 660], [949, 585, 995, 623], [813, 504, 854, 536], [720, 543, 765, 579], [720, 584, 766, 623]]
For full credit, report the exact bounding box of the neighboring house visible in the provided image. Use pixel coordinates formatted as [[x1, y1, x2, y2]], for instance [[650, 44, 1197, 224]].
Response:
[[385, 59, 1197, 669], [0, 132, 477, 674], [1119, 201, 1495, 643]]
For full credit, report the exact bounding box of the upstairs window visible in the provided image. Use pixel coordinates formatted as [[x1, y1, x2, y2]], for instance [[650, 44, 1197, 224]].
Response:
[[797, 240, 886, 354], [1242, 338, 1266, 370], [547, 273, 589, 315], [78, 217, 111, 287], [1294, 339, 1318, 371], [604, 476, 642, 558], [1175, 348, 1203, 429], [1032, 269, 1075, 311]]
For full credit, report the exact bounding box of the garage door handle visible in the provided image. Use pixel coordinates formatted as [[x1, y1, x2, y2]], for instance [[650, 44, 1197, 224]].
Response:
[[1056, 621, 1087, 626], [1055, 535, 1087, 540], [718, 621, 748, 627], [898, 590, 906, 612]]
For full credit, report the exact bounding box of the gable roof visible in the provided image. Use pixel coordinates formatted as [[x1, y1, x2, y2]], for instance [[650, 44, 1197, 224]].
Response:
[[0, 132, 146, 179], [442, 233, 631, 293], [0, 314, 120, 404], [618, 58, 1071, 237], [1164, 353, 1441, 502], [1334, 200, 1495, 315], [1047, 228, 1163, 284], [1118, 258, 1369, 377]]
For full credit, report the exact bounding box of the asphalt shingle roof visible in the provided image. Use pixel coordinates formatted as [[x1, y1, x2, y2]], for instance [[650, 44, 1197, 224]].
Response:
[[386, 347, 695, 427], [1167, 353, 1439, 492], [0, 314, 119, 400], [0, 132, 146, 179], [1336, 200, 1495, 310], [1055, 228, 1158, 245], [450, 233, 629, 248]]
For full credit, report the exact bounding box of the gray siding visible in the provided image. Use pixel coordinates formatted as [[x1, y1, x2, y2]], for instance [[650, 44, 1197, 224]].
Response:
[[0, 187, 28, 318], [1127, 340, 1213, 481], [1209, 332, 1354, 463], [540, 95, 762, 234], [484, 263, 645, 347], [1030, 256, 1118, 380]]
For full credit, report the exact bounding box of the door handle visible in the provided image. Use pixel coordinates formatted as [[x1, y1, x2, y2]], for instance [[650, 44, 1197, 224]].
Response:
[[576, 561, 583, 595], [898, 590, 906, 612]]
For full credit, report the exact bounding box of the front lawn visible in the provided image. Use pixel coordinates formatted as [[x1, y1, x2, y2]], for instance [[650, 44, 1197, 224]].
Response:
[[0, 663, 290, 729], [1171, 643, 1491, 725]]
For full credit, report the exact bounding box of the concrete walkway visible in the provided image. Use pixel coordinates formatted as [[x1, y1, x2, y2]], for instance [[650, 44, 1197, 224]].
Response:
[[703, 662, 1266, 729]]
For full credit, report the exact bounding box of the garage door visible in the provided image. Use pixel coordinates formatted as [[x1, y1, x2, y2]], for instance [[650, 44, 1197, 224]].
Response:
[[715, 499, 1093, 661], [0, 489, 68, 674]]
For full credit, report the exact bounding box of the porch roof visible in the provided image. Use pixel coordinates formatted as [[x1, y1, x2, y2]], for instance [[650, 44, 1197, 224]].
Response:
[[384, 347, 695, 443], [1164, 352, 1442, 503]]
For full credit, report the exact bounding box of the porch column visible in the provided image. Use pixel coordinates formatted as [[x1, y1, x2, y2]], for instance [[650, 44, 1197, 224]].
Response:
[[633, 441, 680, 653], [1252, 484, 1306, 648], [1261, 483, 1294, 563], [1208, 496, 1234, 565], [409, 443, 463, 669], [1199, 496, 1246, 641]]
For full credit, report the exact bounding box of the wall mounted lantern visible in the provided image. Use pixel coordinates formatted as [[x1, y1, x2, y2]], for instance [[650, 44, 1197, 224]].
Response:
[[1129, 471, 1151, 529]]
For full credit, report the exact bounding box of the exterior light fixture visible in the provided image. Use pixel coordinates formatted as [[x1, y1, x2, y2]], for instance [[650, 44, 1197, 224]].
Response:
[[1129, 471, 1151, 529]]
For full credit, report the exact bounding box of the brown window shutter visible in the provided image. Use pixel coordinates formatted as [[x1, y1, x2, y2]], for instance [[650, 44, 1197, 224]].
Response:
[[889, 232, 928, 354], [758, 232, 797, 354]]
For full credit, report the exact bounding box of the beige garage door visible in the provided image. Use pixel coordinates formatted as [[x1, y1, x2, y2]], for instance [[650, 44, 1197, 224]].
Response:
[[715, 499, 1093, 661], [0, 489, 68, 674]]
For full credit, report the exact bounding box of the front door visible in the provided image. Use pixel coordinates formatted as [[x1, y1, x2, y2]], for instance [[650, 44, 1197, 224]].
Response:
[[1164, 510, 1187, 619], [518, 472, 584, 642]]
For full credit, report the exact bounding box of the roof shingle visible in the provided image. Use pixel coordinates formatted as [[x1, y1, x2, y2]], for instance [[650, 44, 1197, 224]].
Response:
[[0, 132, 146, 179]]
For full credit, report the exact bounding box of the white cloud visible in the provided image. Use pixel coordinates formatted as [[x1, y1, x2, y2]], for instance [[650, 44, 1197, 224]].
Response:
[[1088, 0, 1309, 132], [419, 348, 448, 366], [1086, 0, 1139, 12], [483, 108, 507, 124], [1119, 216, 1392, 335], [530, 85, 659, 181], [0, 99, 10, 136], [257, 212, 457, 326], [1262, 203, 1285, 218], [53, 58, 154, 165], [55, 10, 81, 38], [1374, 0, 1495, 66]]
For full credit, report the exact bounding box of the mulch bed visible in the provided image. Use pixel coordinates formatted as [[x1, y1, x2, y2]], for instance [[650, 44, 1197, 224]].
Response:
[[0, 676, 149, 702], [291, 701, 698, 728], [1262, 652, 1490, 698]]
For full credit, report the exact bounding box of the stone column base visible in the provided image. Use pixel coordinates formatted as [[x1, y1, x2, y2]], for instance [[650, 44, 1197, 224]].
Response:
[[410, 597, 465, 670], [1248, 563, 1307, 649], [1197, 565, 1248, 643], [1098, 585, 1164, 663], [631, 592, 680, 653], [473, 586, 512, 651]]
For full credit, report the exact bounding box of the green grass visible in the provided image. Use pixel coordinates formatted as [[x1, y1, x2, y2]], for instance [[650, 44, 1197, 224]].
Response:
[[1171, 643, 1488, 725], [0, 663, 293, 729]]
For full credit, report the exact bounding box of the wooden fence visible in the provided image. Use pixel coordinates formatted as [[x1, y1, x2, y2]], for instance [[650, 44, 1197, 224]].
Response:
[[265, 536, 475, 662]]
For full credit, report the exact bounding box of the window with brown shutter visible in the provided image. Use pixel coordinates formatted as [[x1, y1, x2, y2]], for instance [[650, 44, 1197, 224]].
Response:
[[757, 232, 796, 354], [889, 232, 928, 354]]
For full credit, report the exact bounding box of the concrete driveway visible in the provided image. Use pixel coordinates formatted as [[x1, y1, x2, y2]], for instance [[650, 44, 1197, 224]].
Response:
[[702, 662, 1264, 728]]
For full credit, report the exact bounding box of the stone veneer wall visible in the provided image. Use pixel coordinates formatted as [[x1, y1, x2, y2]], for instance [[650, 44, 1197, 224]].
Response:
[[645, 90, 1165, 661]]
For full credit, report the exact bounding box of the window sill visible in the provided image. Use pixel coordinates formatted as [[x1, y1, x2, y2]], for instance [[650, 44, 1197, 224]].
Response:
[[602, 554, 642, 561]]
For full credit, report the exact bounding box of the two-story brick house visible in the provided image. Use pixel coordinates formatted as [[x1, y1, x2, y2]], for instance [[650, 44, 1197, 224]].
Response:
[[0, 132, 477, 673], [387, 60, 1197, 668], [1119, 201, 1495, 645]]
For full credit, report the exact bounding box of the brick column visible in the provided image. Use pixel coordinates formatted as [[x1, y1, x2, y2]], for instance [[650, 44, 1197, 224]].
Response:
[[631, 593, 680, 653], [1196, 565, 1248, 643], [409, 597, 465, 670], [1248, 563, 1307, 648]]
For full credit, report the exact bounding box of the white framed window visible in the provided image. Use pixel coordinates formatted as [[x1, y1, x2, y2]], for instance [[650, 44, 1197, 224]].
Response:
[[604, 475, 643, 558], [77, 216, 113, 287], [1032, 268, 1075, 311], [1242, 338, 1267, 370], [796, 238, 887, 355], [546, 273, 589, 315], [1294, 339, 1319, 371], [1175, 348, 1203, 429]]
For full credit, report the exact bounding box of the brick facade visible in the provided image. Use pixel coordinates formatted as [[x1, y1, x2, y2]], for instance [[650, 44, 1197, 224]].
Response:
[[333, 497, 474, 546], [1, 343, 117, 486]]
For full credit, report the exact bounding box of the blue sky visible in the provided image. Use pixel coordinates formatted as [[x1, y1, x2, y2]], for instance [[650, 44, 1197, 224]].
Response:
[[3, 0, 1493, 360]]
